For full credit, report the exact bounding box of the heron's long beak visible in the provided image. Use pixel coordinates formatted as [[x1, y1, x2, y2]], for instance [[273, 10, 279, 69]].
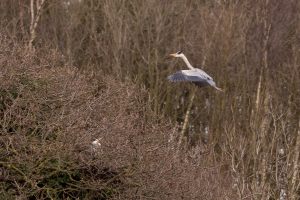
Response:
[[98, 137, 103, 140], [169, 54, 176, 57]]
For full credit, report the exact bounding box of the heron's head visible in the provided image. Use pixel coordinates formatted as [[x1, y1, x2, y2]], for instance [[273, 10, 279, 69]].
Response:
[[169, 51, 184, 58], [93, 138, 103, 142]]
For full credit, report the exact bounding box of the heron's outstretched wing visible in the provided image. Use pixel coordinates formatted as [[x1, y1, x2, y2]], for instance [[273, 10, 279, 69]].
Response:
[[168, 70, 216, 88], [167, 70, 190, 82]]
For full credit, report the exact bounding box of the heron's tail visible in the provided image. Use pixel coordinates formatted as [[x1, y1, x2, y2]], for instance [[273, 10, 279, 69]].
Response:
[[214, 86, 223, 92]]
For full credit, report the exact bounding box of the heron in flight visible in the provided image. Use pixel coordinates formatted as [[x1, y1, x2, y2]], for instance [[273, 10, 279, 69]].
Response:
[[168, 51, 223, 92]]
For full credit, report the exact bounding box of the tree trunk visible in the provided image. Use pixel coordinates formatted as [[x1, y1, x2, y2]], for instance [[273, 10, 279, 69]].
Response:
[[177, 87, 195, 150], [258, 10, 272, 199], [28, 0, 45, 50]]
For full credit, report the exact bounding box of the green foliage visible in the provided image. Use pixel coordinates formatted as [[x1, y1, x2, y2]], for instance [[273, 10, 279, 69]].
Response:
[[0, 189, 15, 200]]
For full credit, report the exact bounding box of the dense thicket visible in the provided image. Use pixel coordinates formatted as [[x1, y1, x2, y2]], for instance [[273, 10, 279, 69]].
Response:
[[1, 0, 300, 199], [0, 34, 235, 199]]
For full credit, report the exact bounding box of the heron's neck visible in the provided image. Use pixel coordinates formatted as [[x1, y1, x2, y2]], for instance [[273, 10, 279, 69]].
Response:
[[181, 55, 194, 70]]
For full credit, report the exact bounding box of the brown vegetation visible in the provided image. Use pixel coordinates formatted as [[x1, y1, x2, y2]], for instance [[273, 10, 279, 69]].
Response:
[[1, 0, 300, 199]]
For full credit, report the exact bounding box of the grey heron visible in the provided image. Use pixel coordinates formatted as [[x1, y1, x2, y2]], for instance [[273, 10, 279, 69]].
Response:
[[91, 138, 102, 155], [168, 51, 223, 92]]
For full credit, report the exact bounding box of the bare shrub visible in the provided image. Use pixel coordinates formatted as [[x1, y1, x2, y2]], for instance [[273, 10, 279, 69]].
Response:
[[0, 30, 235, 199]]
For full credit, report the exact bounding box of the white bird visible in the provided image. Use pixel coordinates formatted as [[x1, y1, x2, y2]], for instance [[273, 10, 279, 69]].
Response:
[[91, 138, 102, 155], [168, 51, 223, 92]]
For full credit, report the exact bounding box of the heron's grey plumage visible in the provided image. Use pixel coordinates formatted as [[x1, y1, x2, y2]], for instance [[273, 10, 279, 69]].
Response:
[[168, 51, 223, 91]]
